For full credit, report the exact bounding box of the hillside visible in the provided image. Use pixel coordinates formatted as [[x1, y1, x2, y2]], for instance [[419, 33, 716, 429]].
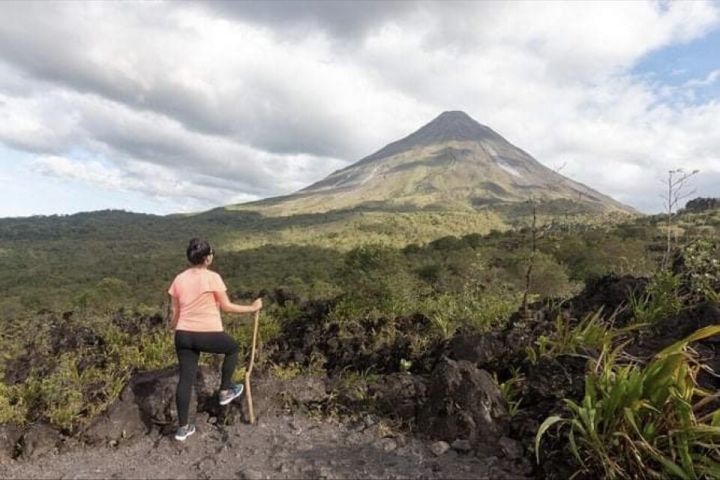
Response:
[[232, 111, 636, 217]]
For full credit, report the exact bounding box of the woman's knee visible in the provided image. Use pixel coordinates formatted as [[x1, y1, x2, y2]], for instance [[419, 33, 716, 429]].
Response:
[[228, 338, 239, 355]]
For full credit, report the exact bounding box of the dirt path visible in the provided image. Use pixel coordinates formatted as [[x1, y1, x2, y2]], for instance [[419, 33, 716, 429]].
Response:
[[0, 414, 529, 479]]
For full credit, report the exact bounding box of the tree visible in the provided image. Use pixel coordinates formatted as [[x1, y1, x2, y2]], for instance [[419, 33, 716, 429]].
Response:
[[661, 168, 699, 270]]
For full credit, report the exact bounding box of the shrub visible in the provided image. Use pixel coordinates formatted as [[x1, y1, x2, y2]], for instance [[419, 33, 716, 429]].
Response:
[[683, 240, 720, 302], [629, 271, 683, 325], [0, 383, 26, 424]]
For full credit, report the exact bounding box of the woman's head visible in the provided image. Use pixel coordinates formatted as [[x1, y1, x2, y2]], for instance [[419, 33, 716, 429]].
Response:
[[186, 238, 214, 266]]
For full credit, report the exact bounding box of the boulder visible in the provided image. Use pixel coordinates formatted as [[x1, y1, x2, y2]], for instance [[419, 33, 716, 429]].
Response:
[[84, 365, 221, 442], [368, 373, 427, 420], [0, 424, 21, 463], [499, 436, 524, 459], [419, 358, 508, 454], [20, 423, 62, 459], [83, 382, 147, 443], [447, 332, 508, 371]]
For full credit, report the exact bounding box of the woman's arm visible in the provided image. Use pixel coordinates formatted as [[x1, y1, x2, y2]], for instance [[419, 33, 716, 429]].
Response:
[[170, 295, 180, 329], [215, 291, 262, 314]]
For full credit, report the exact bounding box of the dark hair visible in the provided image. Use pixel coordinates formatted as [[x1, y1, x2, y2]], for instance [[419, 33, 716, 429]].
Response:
[[186, 238, 213, 265]]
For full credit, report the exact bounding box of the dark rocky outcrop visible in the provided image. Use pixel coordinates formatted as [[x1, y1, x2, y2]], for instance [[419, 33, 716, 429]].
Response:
[[418, 358, 509, 456], [84, 365, 221, 442], [368, 373, 428, 421]]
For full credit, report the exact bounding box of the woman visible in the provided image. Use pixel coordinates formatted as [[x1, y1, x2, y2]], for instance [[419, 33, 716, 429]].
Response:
[[168, 238, 262, 441]]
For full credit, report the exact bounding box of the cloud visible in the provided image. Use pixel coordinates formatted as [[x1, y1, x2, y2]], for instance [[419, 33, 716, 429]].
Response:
[[0, 0, 718, 214], [685, 69, 720, 87]]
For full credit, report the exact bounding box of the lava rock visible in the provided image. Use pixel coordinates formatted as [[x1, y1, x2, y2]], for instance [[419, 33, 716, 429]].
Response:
[[451, 439, 472, 453], [499, 436, 524, 459], [84, 365, 220, 442], [368, 373, 428, 420], [21, 423, 62, 459], [447, 331, 507, 371], [0, 424, 21, 463], [419, 358, 509, 452]]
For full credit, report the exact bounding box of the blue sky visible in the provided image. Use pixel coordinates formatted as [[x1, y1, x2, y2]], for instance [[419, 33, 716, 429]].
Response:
[[0, 147, 174, 216], [633, 26, 720, 105], [0, 1, 719, 218], [634, 26, 720, 85]]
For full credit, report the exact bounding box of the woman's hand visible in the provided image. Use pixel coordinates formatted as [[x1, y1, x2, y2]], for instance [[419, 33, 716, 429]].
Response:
[[216, 291, 263, 314], [251, 298, 263, 312]]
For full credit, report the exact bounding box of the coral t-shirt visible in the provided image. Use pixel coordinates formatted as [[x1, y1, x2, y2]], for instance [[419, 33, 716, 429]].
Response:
[[168, 268, 227, 332]]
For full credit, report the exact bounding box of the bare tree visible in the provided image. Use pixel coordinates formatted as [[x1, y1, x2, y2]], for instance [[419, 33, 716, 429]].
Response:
[[660, 168, 699, 270], [520, 164, 567, 321], [520, 197, 540, 320]]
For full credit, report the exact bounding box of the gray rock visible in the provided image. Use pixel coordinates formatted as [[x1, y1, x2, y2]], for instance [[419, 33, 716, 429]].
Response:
[[83, 385, 146, 443], [0, 424, 21, 463], [368, 374, 428, 421], [21, 423, 62, 459], [84, 365, 221, 443], [419, 358, 508, 452], [364, 414, 378, 428], [430, 440, 450, 456], [499, 436, 524, 459], [451, 439, 472, 453]]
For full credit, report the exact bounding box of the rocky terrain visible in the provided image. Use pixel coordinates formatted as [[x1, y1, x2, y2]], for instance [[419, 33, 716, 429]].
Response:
[[1, 250, 719, 479], [0, 368, 528, 479]]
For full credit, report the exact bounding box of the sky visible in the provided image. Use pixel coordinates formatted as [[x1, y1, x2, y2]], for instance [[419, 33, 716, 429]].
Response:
[[0, 0, 719, 217]]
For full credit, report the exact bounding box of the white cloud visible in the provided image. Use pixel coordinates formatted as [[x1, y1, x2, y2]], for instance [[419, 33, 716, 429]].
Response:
[[0, 0, 718, 214]]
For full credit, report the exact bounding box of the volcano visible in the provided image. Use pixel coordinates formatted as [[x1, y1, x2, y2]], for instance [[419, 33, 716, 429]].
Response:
[[234, 111, 634, 216]]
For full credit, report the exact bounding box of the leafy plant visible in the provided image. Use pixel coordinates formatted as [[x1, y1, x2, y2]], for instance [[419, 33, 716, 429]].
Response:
[[497, 367, 524, 418], [536, 326, 720, 479], [530, 307, 620, 362], [629, 271, 684, 325]]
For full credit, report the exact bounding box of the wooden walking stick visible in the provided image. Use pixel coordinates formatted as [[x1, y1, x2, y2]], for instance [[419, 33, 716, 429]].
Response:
[[245, 309, 260, 424]]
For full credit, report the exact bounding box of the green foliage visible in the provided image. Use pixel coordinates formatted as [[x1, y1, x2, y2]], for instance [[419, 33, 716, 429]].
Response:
[[75, 277, 132, 313], [0, 383, 26, 424], [683, 240, 720, 302], [497, 368, 524, 418], [502, 250, 579, 299], [629, 271, 684, 325], [24, 353, 94, 431], [529, 308, 618, 363], [418, 285, 519, 339], [551, 233, 655, 281], [536, 326, 720, 479], [270, 362, 302, 380], [334, 368, 379, 406]]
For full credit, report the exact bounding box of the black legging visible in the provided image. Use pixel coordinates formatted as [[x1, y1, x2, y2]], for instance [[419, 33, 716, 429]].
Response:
[[175, 330, 239, 426]]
